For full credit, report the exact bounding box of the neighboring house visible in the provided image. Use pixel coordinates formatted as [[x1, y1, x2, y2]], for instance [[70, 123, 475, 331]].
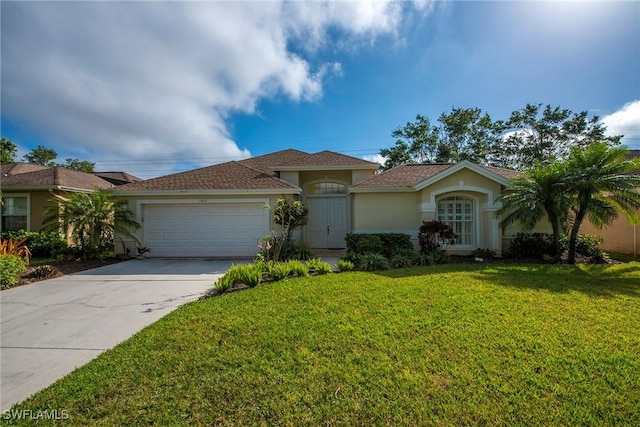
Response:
[[0, 163, 115, 232], [114, 149, 539, 258], [579, 150, 640, 256], [94, 171, 142, 186]]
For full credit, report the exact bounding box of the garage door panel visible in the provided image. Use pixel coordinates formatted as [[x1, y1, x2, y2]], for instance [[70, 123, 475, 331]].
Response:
[[143, 203, 267, 257]]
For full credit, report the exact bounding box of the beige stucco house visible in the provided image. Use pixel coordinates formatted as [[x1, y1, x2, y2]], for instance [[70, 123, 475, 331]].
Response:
[[114, 149, 535, 258], [0, 163, 116, 233]]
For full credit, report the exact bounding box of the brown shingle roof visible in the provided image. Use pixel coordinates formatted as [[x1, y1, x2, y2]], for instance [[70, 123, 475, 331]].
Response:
[[276, 150, 379, 168], [238, 149, 308, 174], [1, 166, 114, 190], [352, 162, 520, 189], [1, 163, 50, 176], [94, 171, 142, 185], [116, 161, 298, 191]]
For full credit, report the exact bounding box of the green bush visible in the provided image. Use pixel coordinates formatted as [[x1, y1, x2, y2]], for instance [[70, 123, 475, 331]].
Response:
[[1, 231, 68, 258], [238, 264, 263, 288], [337, 259, 355, 272], [214, 275, 233, 293], [345, 233, 413, 258], [0, 254, 26, 289], [287, 260, 309, 277], [426, 249, 451, 265], [505, 233, 556, 259], [269, 262, 292, 282], [390, 250, 418, 268], [306, 258, 332, 274], [564, 234, 606, 259], [340, 251, 361, 265], [280, 240, 315, 261], [358, 252, 390, 271]]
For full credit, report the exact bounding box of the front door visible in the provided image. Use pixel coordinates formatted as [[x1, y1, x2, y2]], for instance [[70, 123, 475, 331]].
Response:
[[307, 197, 347, 249]]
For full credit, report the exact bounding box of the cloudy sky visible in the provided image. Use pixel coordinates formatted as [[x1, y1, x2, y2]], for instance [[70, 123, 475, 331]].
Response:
[[2, 1, 638, 178]]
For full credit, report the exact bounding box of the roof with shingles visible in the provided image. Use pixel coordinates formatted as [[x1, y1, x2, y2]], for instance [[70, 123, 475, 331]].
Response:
[[352, 163, 519, 189], [237, 149, 309, 174], [1, 165, 114, 190], [94, 171, 142, 185], [1, 163, 50, 176], [115, 161, 299, 191], [275, 150, 379, 168]]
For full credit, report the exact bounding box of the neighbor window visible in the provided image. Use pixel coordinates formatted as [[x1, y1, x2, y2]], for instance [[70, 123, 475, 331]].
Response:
[[1, 196, 28, 231], [306, 182, 346, 195], [437, 196, 474, 246]]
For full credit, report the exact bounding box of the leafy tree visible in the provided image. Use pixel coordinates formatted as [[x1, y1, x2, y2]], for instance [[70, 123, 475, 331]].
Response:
[[380, 104, 622, 171], [23, 145, 57, 166], [41, 190, 140, 258], [1, 137, 18, 164], [273, 198, 309, 244], [563, 142, 640, 264], [62, 158, 95, 173], [502, 104, 621, 170], [498, 163, 571, 258]]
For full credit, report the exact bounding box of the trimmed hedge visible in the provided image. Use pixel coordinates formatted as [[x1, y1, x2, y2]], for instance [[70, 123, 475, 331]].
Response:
[[0, 254, 26, 289], [0, 231, 67, 258], [345, 233, 413, 258]]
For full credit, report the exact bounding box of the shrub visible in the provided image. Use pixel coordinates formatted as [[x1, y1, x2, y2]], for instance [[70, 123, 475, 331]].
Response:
[[0, 237, 31, 265], [415, 253, 432, 266], [506, 233, 556, 259], [345, 233, 413, 258], [214, 275, 233, 293], [237, 264, 263, 288], [287, 260, 309, 277], [337, 259, 355, 272], [0, 254, 26, 289], [418, 221, 456, 254], [29, 264, 58, 280], [358, 252, 390, 271], [426, 249, 451, 265], [390, 250, 418, 269], [340, 251, 361, 265], [1, 231, 67, 258], [280, 240, 315, 261], [269, 262, 293, 282], [564, 234, 606, 259], [306, 258, 332, 274]]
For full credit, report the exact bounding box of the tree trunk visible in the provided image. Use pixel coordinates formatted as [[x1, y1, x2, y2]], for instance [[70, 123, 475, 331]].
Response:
[[568, 208, 586, 265]]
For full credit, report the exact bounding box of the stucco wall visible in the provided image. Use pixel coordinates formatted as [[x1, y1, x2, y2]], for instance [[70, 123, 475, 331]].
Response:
[[580, 214, 639, 256], [351, 192, 419, 235], [299, 170, 352, 187]]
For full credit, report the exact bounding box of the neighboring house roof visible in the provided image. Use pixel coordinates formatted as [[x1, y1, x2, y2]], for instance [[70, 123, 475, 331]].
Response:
[[1, 163, 50, 176], [114, 161, 299, 193], [1, 164, 114, 191], [94, 171, 143, 186], [351, 161, 519, 192]]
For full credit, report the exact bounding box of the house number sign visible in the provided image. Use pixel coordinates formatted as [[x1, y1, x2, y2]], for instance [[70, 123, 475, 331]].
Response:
[[199, 199, 208, 203]]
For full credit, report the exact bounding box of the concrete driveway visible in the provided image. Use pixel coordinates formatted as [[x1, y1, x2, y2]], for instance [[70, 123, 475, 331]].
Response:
[[0, 258, 235, 410]]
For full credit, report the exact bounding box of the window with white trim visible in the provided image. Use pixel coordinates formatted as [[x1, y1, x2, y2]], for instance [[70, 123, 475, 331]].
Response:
[[306, 182, 346, 195], [1, 196, 28, 231], [437, 196, 474, 246]]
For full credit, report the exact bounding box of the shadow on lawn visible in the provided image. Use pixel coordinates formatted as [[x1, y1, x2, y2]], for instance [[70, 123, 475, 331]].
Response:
[[375, 262, 640, 298]]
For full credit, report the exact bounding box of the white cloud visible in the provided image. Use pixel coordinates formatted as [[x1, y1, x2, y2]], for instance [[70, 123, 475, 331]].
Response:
[[363, 154, 386, 165], [1, 1, 429, 177], [601, 100, 640, 149]]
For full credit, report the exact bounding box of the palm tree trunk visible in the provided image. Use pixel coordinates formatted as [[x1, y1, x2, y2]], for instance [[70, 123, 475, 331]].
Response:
[[568, 208, 586, 264]]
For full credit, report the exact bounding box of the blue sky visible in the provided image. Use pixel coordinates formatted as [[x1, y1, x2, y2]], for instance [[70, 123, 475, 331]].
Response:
[[2, 1, 638, 178]]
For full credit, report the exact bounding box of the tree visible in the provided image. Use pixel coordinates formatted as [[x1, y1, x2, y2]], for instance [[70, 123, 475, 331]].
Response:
[[379, 104, 622, 171], [502, 104, 621, 170], [62, 158, 95, 173], [563, 142, 640, 264], [498, 163, 571, 258], [41, 190, 140, 258], [1, 137, 18, 164], [23, 145, 57, 166]]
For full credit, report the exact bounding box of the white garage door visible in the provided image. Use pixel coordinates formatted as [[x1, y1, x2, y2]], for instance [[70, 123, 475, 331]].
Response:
[[143, 202, 268, 257]]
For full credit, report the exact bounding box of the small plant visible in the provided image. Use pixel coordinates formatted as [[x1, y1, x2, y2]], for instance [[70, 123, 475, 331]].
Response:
[[137, 246, 150, 256], [390, 250, 418, 268], [214, 275, 233, 294], [287, 260, 309, 277], [314, 261, 332, 275], [426, 249, 451, 265], [0, 254, 26, 289], [340, 251, 361, 265], [415, 253, 432, 266], [506, 233, 556, 259], [269, 262, 293, 282], [337, 259, 355, 272], [238, 264, 263, 287], [29, 264, 59, 280], [0, 237, 31, 265], [358, 252, 390, 271]]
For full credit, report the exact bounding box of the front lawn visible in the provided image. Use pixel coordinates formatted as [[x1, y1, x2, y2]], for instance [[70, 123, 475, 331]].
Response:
[[7, 263, 640, 425]]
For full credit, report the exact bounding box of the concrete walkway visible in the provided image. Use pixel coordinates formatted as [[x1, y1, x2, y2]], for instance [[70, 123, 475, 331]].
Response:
[[0, 259, 234, 411]]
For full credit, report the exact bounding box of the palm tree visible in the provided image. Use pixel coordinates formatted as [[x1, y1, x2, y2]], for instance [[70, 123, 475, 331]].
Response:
[[42, 190, 140, 258], [498, 163, 570, 258], [563, 142, 640, 264]]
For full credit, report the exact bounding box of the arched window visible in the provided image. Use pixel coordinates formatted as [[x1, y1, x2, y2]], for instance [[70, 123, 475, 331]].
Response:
[[306, 182, 346, 195], [437, 196, 474, 246]]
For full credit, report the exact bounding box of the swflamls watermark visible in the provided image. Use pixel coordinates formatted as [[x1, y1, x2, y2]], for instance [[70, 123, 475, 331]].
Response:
[[2, 409, 69, 421]]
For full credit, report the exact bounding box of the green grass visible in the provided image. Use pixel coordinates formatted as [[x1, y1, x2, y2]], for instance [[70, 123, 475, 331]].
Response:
[[7, 263, 640, 425], [608, 251, 640, 263]]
